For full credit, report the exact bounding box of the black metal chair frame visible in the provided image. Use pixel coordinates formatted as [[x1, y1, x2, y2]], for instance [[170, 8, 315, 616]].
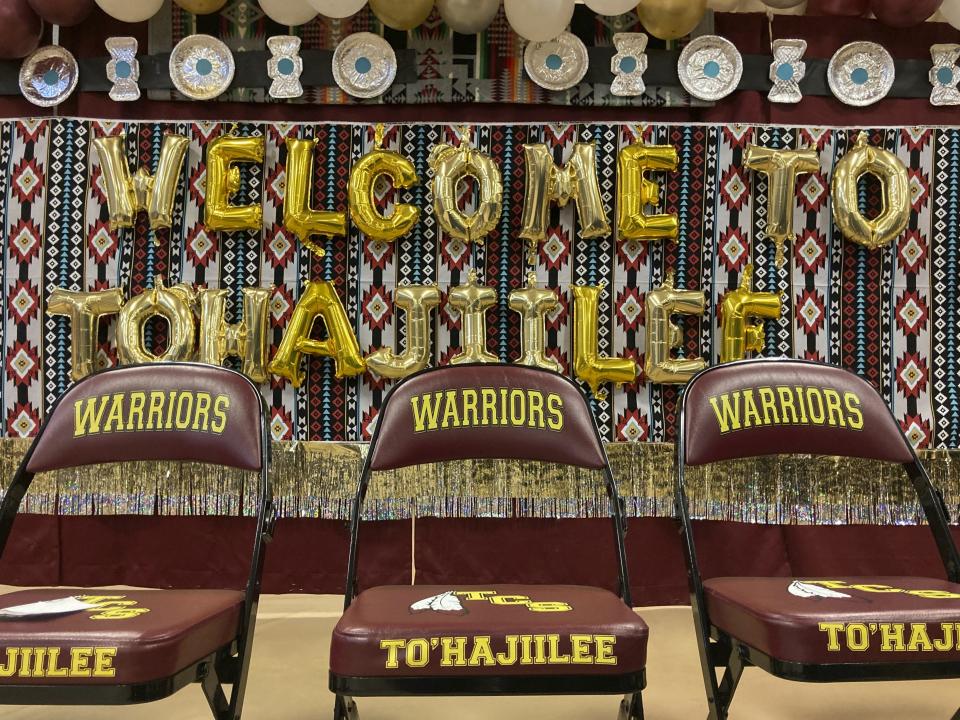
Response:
[[674, 358, 960, 720], [0, 362, 276, 720], [330, 363, 645, 720]]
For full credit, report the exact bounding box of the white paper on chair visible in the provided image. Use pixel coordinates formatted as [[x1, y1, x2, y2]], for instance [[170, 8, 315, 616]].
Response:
[[0, 596, 98, 618]]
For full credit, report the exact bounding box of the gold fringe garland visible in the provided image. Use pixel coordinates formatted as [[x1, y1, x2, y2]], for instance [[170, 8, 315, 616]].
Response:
[[0, 438, 956, 524]]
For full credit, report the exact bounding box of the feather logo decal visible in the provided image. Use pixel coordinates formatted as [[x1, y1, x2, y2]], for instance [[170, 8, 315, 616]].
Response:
[[410, 591, 466, 614], [788, 581, 851, 599]]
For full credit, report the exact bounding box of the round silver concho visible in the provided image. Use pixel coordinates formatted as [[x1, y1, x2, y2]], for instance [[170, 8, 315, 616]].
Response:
[[677, 35, 743, 102], [827, 41, 895, 107], [19, 45, 79, 108], [524, 31, 589, 92], [169, 34, 236, 101], [332, 32, 397, 99]]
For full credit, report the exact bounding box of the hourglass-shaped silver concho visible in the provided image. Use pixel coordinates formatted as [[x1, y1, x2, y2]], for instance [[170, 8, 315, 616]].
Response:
[[267, 36, 304, 100], [106, 37, 140, 102]]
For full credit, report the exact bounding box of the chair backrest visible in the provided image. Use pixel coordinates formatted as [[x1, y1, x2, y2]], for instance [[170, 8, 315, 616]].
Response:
[[680, 358, 914, 467], [26, 363, 265, 473], [368, 364, 607, 471]]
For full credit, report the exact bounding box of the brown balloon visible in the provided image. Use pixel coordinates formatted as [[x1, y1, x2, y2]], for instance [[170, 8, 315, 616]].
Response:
[[807, 0, 869, 13], [869, 0, 942, 26], [0, 0, 42, 59], [173, 0, 228, 14], [27, 0, 94, 25]]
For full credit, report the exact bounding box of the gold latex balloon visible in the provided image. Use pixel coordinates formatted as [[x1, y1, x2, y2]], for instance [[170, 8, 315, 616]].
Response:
[[429, 126, 502, 246], [719, 264, 782, 363], [366, 285, 440, 379], [617, 139, 678, 243], [830, 131, 910, 251], [369, 0, 433, 30], [268, 280, 365, 387], [636, 0, 707, 40], [205, 132, 265, 233], [174, 0, 228, 13], [508, 272, 562, 373], [92, 133, 189, 235], [284, 137, 348, 258], [744, 144, 819, 265], [520, 143, 611, 256], [198, 286, 273, 384], [448, 269, 499, 364], [571, 283, 637, 399], [644, 271, 706, 384], [116, 276, 197, 364], [47, 287, 125, 381], [349, 124, 420, 242]]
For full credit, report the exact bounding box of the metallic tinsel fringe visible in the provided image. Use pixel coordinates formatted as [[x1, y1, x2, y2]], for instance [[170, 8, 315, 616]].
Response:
[[0, 439, 956, 524]]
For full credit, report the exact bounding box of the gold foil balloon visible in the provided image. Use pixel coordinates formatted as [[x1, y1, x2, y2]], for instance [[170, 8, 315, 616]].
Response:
[[571, 283, 637, 399], [92, 133, 189, 235], [617, 139, 678, 242], [520, 143, 611, 256], [349, 124, 419, 242], [366, 285, 440, 379], [644, 271, 706, 384], [47, 287, 125, 381], [205, 132, 265, 233], [268, 280, 365, 387], [198, 286, 273, 384], [173, 0, 227, 12], [744, 144, 820, 265], [448, 270, 499, 364], [369, 0, 433, 29], [284, 137, 348, 258], [508, 272, 562, 373], [636, 0, 707, 40], [429, 126, 502, 246], [719, 264, 782, 363], [116, 276, 198, 364], [830, 131, 910, 251]]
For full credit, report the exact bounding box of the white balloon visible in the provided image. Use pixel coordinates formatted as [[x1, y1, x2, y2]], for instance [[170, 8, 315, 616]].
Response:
[[94, 0, 164, 22], [260, 0, 318, 25], [308, 0, 367, 17], [504, 0, 574, 41], [942, 0, 960, 28], [585, 0, 637, 13], [437, 0, 500, 33]]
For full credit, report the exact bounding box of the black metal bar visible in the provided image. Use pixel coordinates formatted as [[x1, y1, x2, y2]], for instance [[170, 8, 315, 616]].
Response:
[[904, 460, 960, 583], [330, 670, 646, 696]]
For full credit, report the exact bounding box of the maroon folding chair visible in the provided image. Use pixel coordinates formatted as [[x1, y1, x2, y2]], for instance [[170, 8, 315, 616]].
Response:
[[0, 362, 274, 720], [675, 358, 960, 719], [329, 364, 647, 720]]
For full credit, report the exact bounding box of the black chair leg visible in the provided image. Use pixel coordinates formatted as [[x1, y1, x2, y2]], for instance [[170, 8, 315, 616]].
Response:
[[200, 654, 232, 720], [334, 694, 359, 720], [618, 692, 644, 719], [950, 707, 960, 720]]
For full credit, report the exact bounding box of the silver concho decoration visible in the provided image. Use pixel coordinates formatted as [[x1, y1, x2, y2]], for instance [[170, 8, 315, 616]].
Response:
[[768, 38, 806, 104], [105, 37, 140, 102], [677, 35, 743, 102], [169, 34, 236, 101], [332, 32, 397, 99], [267, 35, 304, 99], [610, 32, 648, 97], [19, 45, 79, 108], [524, 31, 589, 92], [827, 41, 894, 107], [929, 44, 960, 107]]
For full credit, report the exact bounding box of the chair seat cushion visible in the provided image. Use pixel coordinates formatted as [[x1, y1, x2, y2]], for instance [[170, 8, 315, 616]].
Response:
[[330, 584, 647, 678], [0, 588, 244, 685], [705, 576, 960, 665]]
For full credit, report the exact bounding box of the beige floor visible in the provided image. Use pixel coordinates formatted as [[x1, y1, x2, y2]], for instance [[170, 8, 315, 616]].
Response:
[[1, 591, 958, 719]]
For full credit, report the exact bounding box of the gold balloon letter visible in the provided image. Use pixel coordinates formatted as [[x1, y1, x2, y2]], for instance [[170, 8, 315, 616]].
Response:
[[571, 283, 637, 399], [365, 285, 440, 380], [448, 270, 499, 364], [508, 272, 561, 373], [617, 141, 678, 242], [92, 133, 189, 231], [428, 127, 502, 245], [744, 144, 819, 265], [116, 276, 197, 364], [47, 287, 125, 381], [719, 265, 782, 364], [198, 286, 274, 384], [520, 143, 611, 248], [349, 124, 419, 242], [284, 137, 348, 257], [205, 134, 265, 233], [644, 272, 706, 384], [830, 131, 910, 251], [268, 281, 365, 387]]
